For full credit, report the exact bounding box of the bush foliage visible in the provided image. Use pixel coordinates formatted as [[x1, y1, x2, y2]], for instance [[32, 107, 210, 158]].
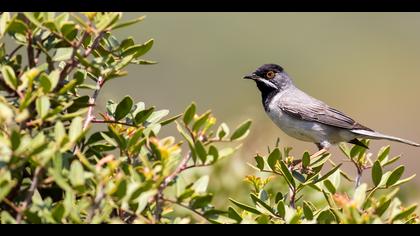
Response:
[[0, 12, 418, 224]]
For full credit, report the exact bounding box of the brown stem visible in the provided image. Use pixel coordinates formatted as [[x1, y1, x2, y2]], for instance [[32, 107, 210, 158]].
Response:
[[91, 119, 138, 128], [83, 76, 104, 130], [26, 32, 35, 68], [86, 184, 105, 223], [154, 152, 192, 222], [16, 167, 43, 224], [8, 45, 23, 58]]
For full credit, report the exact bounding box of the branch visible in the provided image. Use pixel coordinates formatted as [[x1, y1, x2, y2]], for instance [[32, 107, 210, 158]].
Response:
[[154, 152, 192, 222], [83, 76, 104, 130], [16, 167, 43, 224], [355, 168, 363, 189], [73, 76, 104, 155], [91, 119, 138, 128], [86, 184, 105, 223], [26, 32, 35, 68], [8, 45, 23, 58]]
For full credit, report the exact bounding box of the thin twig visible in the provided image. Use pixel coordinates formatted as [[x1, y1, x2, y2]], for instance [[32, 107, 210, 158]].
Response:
[[355, 168, 362, 189], [86, 184, 105, 223], [8, 45, 23, 58], [162, 198, 209, 223], [83, 76, 104, 130], [16, 167, 43, 224], [183, 163, 212, 171], [2, 198, 21, 214], [91, 119, 138, 128], [72, 75, 104, 155], [155, 152, 192, 222]]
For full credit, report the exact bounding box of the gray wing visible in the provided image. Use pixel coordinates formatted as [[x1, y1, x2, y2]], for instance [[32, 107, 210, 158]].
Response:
[[278, 88, 372, 131]]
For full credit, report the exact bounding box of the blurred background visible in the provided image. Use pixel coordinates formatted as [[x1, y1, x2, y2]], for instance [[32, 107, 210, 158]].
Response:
[[101, 13, 420, 208]]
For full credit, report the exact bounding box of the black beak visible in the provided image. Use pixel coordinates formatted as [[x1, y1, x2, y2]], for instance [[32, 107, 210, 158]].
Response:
[[243, 74, 258, 80]]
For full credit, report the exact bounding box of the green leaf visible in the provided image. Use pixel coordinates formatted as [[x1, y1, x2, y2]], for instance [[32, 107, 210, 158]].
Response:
[[390, 174, 416, 187], [208, 145, 219, 163], [382, 155, 401, 167], [0, 13, 10, 37], [302, 151, 310, 168], [323, 179, 336, 194], [386, 165, 405, 188], [292, 171, 306, 183], [160, 113, 181, 126], [267, 148, 281, 171], [372, 161, 383, 187], [36, 95, 50, 119], [228, 207, 242, 222], [147, 109, 169, 124], [377, 145, 390, 163], [10, 130, 20, 151], [303, 201, 314, 220], [135, 190, 157, 215], [69, 160, 84, 187], [96, 12, 122, 31], [121, 39, 154, 58], [183, 102, 196, 125], [392, 204, 417, 222], [190, 194, 213, 209], [353, 183, 367, 209], [279, 161, 296, 189], [1, 65, 18, 90], [134, 107, 155, 125], [254, 154, 265, 171], [317, 209, 336, 224], [192, 175, 209, 194], [53, 47, 73, 61], [100, 132, 118, 147], [313, 164, 342, 184], [217, 123, 230, 140], [192, 110, 211, 132], [195, 140, 207, 163], [229, 198, 261, 215], [114, 96, 133, 121], [69, 117, 83, 142], [230, 119, 252, 141], [277, 201, 286, 218], [0, 179, 16, 203], [111, 15, 146, 30], [250, 193, 277, 216], [54, 121, 67, 145], [39, 74, 52, 93], [22, 12, 44, 28]]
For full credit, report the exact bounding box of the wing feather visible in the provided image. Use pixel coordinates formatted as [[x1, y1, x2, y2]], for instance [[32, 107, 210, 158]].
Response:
[[278, 89, 372, 131]]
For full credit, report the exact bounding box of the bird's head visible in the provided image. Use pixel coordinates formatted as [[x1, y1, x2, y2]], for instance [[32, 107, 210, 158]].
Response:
[[243, 64, 292, 93]]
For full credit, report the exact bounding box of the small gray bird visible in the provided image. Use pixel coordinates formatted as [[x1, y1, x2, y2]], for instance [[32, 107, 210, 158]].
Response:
[[244, 64, 420, 154]]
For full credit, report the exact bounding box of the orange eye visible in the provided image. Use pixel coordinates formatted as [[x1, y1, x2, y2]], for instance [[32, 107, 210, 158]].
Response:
[[266, 71, 275, 79]]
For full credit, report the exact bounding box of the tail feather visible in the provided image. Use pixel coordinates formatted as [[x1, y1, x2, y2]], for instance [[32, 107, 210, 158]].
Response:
[[351, 129, 420, 147]]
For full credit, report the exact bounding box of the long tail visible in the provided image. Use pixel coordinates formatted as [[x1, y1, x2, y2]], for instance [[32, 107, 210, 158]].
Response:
[[351, 129, 420, 147]]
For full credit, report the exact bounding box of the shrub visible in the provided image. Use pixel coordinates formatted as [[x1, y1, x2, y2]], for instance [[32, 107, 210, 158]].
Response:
[[0, 12, 251, 224], [228, 140, 419, 224], [0, 12, 417, 224]]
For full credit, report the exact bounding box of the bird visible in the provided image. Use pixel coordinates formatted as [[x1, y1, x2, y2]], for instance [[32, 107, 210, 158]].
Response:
[[244, 63, 420, 156]]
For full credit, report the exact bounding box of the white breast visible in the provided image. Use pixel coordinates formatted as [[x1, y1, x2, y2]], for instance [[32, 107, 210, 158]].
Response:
[[266, 92, 357, 145]]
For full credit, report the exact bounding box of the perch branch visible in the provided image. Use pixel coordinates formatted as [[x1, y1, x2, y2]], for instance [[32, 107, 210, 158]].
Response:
[[16, 167, 43, 224]]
